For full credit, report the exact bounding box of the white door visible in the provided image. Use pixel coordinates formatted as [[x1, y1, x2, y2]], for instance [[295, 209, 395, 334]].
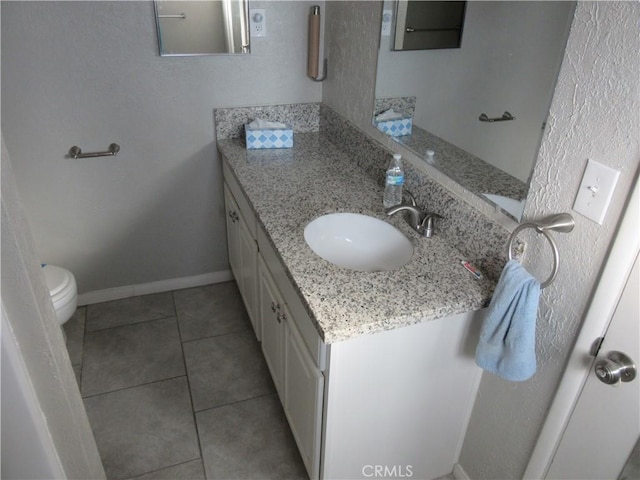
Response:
[[546, 254, 639, 479]]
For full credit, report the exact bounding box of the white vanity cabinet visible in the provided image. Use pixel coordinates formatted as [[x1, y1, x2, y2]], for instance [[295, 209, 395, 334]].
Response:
[[223, 181, 259, 338], [258, 254, 324, 478], [223, 165, 325, 479], [222, 160, 483, 480]]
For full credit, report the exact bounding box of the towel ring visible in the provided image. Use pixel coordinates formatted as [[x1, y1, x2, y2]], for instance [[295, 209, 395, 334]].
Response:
[[506, 213, 575, 289]]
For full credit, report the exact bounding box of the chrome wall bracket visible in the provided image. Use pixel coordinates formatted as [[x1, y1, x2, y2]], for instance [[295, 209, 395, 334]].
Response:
[[507, 213, 575, 288]]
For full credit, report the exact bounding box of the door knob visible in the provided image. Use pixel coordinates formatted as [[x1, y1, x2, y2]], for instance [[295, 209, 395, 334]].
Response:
[[594, 351, 637, 385]]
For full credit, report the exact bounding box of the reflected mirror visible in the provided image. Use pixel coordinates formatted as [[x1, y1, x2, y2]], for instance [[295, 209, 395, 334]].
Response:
[[393, 1, 466, 51], [374, 1, 576, 220], [154, 0, 250, 56]]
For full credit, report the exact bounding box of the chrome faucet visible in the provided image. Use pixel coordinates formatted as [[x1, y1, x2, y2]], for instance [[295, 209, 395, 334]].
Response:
[[386, 191, 442, 238]]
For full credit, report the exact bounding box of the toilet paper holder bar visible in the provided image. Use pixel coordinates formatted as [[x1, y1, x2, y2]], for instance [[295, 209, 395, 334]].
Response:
[[69, 143, 120, 159]]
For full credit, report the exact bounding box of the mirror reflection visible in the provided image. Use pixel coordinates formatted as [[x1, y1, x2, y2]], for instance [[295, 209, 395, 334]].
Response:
[[393, 1, 466, 51], [154, 0, 250, 56], [374, 1, 576, 220]]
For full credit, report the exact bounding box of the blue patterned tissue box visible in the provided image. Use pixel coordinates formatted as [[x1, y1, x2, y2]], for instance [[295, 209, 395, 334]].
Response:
[[374, 116, 413, 137], [245, 124, 294, 149]]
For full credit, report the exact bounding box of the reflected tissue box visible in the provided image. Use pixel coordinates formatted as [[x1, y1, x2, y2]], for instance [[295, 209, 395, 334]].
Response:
[[245, 124, 294, 149], [374, 116, 413, 137]]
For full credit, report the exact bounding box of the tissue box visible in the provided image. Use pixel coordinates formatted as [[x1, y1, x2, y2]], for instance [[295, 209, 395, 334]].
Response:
[[374, 116, 413, 137], [245, 124, 294, 149]]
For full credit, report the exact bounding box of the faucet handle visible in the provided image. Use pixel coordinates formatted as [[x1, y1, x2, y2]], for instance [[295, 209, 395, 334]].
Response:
[[421, 213, 443, 238]]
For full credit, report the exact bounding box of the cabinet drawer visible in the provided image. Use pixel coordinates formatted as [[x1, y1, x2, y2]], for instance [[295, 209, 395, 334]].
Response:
[[257, 227, 327, 371]]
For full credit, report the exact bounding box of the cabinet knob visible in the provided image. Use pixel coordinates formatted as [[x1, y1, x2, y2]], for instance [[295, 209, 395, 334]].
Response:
[[271, 301, 278, 313], [277, 312, 286, 323], [228, 210, 239, 222]]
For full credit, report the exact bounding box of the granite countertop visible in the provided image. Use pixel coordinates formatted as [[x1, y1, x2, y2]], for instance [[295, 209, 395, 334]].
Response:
[[394, 125, 528, 201], [218, 133, 495, 344]]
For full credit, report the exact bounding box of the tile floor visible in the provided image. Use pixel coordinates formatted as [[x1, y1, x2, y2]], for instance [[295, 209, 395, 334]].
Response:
[[65, 282, 307, 480]]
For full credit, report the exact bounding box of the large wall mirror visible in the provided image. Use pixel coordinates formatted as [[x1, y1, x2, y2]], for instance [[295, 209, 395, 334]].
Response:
[[154, 0, 250, 56], [374, 1, 576, 220]]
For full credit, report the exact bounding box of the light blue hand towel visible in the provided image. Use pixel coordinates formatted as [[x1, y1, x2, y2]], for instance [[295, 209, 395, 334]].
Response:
[[476, 259, 541, 381]]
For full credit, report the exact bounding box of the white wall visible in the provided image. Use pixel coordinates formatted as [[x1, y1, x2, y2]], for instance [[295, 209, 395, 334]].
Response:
[[323, 1, 639, 478], [1, 136, 105, 479], [1, 0, 321, 295], [376, 1, 574, 182]]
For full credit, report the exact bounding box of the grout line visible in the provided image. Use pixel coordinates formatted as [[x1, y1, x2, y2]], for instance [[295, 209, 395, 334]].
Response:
[[193, 392, 278, 415], [84, 314, 178, 335], [81, 373, 188, 400], [172, 290, 186, 344], [172, 288, 207, 474], [180, 325, 252, 346], [120, 457, 203, 480]]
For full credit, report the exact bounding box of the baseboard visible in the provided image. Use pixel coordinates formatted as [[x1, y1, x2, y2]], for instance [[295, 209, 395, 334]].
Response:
[[453, 463, 471, 480], [77, 270, 234, 306]]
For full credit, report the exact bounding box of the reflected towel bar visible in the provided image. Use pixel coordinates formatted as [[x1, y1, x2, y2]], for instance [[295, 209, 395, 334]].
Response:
[[479, 111, 516, 123], [69, 143, 120, 159], [507, 213, 575, 288]]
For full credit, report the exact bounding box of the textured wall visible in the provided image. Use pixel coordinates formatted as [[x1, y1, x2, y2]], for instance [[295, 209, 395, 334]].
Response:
[[323, 1, 381, 131], [323, 1, 639, 478], [1, 1, 321, 293], [460, 2, 639, 478]]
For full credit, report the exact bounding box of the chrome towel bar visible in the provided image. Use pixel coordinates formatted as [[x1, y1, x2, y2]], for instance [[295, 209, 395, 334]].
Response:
[[507, 213, 575, 289], [158, 13, 186, 19], [69, 143, 120, 159]]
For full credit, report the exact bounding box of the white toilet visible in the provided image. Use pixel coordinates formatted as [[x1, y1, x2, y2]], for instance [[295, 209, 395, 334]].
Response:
[[43, 264, 78, 327]]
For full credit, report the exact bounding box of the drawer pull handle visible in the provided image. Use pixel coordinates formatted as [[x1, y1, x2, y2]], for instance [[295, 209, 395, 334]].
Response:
[[271, 301, 278, 312], [277, 312, 286, 323]]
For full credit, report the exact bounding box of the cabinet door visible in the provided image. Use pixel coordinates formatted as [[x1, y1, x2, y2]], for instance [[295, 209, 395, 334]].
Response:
[[238, 212, 259, 338], [285, 318, 324, 480], [223, 184, 240, 279], [258, 256, 284, 398]]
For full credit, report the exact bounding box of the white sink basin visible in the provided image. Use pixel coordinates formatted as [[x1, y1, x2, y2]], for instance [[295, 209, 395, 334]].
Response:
[[304, 213, 413, 272]]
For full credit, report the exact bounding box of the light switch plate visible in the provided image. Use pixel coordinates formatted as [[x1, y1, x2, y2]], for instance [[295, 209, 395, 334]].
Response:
[[250, 9, 266, 37], [381, 10, 393, 36], [573, 159, 620, 224]]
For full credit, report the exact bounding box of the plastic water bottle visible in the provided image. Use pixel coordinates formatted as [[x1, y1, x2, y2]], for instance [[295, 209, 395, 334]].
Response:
[[383, 153, 404, 208]]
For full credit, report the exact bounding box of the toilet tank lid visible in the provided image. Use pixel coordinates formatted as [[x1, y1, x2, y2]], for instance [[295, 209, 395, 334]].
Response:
[[43, 265, 74, 297]]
